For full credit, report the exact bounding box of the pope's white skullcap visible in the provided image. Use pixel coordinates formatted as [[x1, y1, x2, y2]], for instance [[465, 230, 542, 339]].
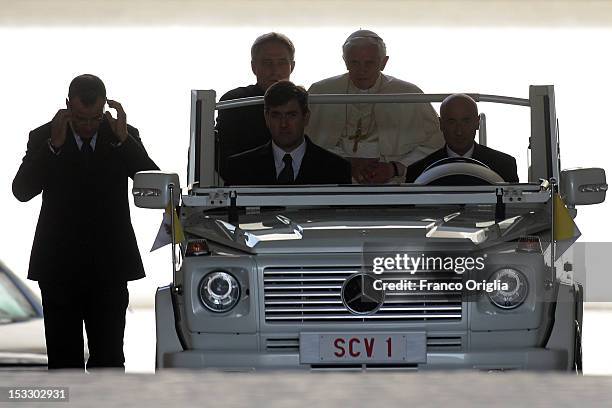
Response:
[[344, 29, 383, 45]]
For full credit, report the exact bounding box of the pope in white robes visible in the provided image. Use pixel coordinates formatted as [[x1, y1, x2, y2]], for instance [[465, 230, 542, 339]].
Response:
[[307, 30, 444, 183]]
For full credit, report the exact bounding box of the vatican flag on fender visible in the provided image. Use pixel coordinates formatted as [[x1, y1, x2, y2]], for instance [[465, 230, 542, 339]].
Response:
[[553, 193, 581, 260], [151, 201, 185, 251]]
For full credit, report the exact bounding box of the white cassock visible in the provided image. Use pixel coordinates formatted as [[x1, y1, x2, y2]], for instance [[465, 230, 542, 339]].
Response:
[[307, 73, 444, 173]]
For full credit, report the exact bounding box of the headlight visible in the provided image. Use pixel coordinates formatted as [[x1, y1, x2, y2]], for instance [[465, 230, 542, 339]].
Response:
[[486, 268, 529, 309], [199, 271, 240, 312]]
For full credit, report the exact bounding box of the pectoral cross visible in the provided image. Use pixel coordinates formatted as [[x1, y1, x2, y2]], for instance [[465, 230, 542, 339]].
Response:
[[348, 118, 364, 153]]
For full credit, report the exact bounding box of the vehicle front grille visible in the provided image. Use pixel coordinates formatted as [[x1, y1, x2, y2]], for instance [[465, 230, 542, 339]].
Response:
[[426, 336, 463, 351], [263, 266, 463, 323], [265, 337, 300, 352]]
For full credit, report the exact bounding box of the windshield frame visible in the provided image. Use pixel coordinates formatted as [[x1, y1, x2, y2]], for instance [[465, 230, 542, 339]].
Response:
[[188, 86, 560, 191]]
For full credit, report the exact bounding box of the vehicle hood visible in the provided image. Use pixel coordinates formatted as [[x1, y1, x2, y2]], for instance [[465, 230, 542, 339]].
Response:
[[184, 205, 550, 254]]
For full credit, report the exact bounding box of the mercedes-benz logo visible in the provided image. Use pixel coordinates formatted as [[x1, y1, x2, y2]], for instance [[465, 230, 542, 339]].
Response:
[[341, 273, 385, 315]]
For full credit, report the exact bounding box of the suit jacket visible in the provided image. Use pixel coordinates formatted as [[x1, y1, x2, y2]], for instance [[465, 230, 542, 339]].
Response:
[[216, 84, 270, 178], [405, 143, 519, 183], [12, 119, 159, 283], [224, 136, 351, 186]]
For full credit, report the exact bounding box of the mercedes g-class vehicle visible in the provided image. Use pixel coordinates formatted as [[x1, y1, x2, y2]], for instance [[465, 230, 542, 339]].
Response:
[[133, 86, 606, 371]]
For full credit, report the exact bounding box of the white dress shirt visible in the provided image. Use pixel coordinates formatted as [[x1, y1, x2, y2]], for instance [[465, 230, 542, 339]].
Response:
[[446, 144, 474, 158], [271, 138, 306, 178], [48, 129, 98, 155], [74, 131, 98, 151]]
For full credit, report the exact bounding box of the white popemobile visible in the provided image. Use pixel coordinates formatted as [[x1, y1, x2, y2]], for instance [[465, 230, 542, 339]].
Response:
[[133, 86, 606, 371]]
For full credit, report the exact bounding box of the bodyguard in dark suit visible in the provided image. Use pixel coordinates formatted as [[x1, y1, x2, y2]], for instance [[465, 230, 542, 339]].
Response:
[[12, 74, 158, 370], [405, 93, 518, 183], [216, 33, 296, 178], [225, 81, 351, 186]]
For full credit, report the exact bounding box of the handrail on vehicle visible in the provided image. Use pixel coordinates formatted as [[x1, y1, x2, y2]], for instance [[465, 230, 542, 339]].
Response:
[[216, 93, 531, 110]]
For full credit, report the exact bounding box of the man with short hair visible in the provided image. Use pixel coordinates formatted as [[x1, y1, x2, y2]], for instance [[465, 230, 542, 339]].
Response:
[[405, 93, 518, 183], [224, 81, 351, 185], [217, 32, 296, 177], [12, 74, 158, 370], [307, 29, 444, 184]]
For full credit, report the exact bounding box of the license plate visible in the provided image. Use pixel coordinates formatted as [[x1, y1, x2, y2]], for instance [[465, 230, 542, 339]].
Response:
[[300, 332, 426, 364]]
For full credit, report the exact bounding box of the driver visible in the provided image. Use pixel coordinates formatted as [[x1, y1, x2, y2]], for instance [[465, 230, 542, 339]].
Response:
[[405, 93, 519, 183]]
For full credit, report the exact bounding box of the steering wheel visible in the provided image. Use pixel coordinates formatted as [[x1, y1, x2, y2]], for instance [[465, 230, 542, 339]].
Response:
[[413, 157, 504, 185]]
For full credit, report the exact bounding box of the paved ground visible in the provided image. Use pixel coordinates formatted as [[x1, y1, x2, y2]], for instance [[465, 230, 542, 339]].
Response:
[[1, 370, 611, 407]]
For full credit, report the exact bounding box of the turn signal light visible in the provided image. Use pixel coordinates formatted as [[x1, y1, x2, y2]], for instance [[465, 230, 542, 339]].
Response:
[[186, 240, 211, 256], [517, 236, 542, 253]]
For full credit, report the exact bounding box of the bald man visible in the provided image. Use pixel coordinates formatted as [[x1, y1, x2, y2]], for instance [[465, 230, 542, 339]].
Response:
[[405, 94, 519, 183]]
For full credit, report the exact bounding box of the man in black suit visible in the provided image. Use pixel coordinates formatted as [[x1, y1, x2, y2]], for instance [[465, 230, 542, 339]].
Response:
[[224, 81, 351, 185], [12, 74, 158, 370], [216, 32, 296, 178], [405, 93, 519, 183]]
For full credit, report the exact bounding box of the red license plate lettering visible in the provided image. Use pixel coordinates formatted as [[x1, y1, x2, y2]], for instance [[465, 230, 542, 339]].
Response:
[[332, 336, 392, 359]]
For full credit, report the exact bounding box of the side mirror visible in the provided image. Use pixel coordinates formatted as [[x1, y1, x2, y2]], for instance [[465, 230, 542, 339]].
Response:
[[132, 171, 180, 209], [560, 168, 607, 206]]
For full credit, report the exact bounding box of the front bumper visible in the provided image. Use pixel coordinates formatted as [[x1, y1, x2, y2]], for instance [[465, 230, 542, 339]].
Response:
[[160, 348, 568, 371]]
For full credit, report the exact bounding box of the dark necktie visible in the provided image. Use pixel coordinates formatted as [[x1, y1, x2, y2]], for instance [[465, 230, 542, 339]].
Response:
[[277, 154, 294, 184], [81, 138, 94, 159]]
